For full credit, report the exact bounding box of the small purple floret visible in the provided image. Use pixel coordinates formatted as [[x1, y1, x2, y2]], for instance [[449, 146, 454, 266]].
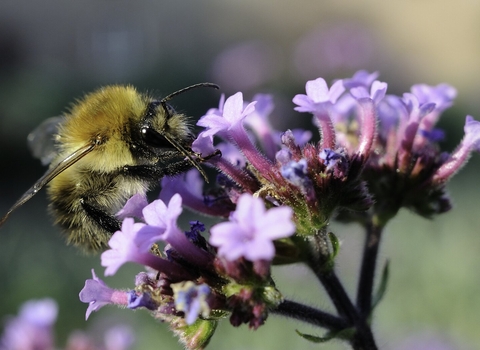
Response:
[[79, 270, 127, 320], [127, 291, 157, 311], [172, 282, 211, 325], [209, 193, 295, 262]]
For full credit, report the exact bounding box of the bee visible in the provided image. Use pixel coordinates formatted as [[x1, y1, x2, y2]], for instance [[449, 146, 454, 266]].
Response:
[[0, 83, 219, 251]]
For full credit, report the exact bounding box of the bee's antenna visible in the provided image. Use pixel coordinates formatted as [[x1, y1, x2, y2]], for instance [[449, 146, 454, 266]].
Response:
[[160, 83, 219, 106], [157, 82, 220, 182], [161, 133, 210, 182]]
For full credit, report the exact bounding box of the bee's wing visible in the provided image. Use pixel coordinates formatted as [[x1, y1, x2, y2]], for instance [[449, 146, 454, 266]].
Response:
[[27, 116, 64, 166], [0, 141, 98, 226]]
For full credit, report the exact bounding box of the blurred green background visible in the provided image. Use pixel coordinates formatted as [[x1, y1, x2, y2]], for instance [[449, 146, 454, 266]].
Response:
[[1, 1, 480, 349]]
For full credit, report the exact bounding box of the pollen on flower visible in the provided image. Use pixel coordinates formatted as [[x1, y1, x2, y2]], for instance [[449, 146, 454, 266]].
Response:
[[172, 281, 211, 325]]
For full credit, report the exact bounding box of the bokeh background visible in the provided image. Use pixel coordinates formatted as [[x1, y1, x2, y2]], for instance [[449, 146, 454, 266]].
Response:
[[1, 1, 480, 349]]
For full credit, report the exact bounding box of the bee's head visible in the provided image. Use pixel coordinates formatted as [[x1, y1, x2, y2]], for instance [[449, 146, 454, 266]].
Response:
[[138, 82, 219, 151], [139, 100, 192, 150]]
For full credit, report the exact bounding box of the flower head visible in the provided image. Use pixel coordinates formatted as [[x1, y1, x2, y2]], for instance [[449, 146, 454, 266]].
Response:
[[0, 299, 57, 350], [76, 71, 480, 350]]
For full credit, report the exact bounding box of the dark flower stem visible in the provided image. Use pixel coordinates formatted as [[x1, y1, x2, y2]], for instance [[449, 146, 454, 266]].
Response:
[[356, 220, 383, 317], [307, 232, 378, 350], [272, 299, 348, 331], [317, 271, 377, 349]]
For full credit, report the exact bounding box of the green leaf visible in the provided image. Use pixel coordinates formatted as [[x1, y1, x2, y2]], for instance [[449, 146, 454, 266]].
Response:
[[295, 327, 355, 343], [372, 260, 389, 311]]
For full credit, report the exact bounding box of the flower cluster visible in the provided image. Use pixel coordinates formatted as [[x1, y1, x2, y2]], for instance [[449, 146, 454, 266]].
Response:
[[80, 193, 293, 348], [0, 298, 133, 350], [79, 71, 480, 349]]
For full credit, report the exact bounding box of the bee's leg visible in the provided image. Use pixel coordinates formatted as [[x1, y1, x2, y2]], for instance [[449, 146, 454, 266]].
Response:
[[122, 158, 194, 181], [80, 198, 121, 234], [195, 148, 222, 161]]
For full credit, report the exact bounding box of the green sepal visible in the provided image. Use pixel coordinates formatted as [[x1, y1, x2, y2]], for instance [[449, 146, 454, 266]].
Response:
[[371, 260, 390, 311], [223, 282, 283, 308], [328, 232, 340, 259], [295, 327, 355, 343], [324, 232, 340, 271], [173, 318, 218, 350]]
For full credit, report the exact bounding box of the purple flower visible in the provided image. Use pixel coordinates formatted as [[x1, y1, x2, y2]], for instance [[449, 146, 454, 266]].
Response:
[[408, 83, 457, 140], [410, 83, 457, 113], [343, 70, 379, 89], [402, 93, 436, 121], [419, 128, 445, 142], [433, 115, 480, 183], [243, 93, 278, 159], [185, 220, 208, 250], [280, 159, 315, 200], [217, 141, 247, 166], [127, 291, 157, 310], [139, 194, 213, 266], [209, 193, 295, 261], [191, 130, 216, 156], [0, 299, 57, 350], [101, 218, 148, 275], [116, 193, 148, 220], [160, 170, 232, 218], [293, 77, 344, 150], [275, 148, 292, 165], [462, 115, 480, 152], [172, 282, 211, 325], [197, 92, 256, 137], [350, 80, 387, 104], [273, 129, 312, 150], [319, 148, 348, 175], [138, 194, 183, 246], [196, 96, 272, 187], [160, 170, 204, 204], [17, 299, 57, 327], [101, 216, 193, 279], [293, 78, 345, 113], [79, 270, 128, 320], [104, 325, 135, 350], [192, 130, 247, 170], [281, 159, 308, 182], [399, 93, 436, 160], [290, 129, 313, 146]]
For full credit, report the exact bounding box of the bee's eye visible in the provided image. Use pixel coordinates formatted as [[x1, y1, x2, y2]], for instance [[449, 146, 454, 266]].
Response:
[[141, 127, 174, 148]]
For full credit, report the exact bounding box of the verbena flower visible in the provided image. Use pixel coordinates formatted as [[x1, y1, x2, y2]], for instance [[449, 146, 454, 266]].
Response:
[[293, 77, 345, 113], [172, 281, 212, 325], [79, 269, 128, 319], [209, 193, 295, 262], [0, 298, 133, 350], [116, 193, 148, 220], [0, 299, 57, 350]]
